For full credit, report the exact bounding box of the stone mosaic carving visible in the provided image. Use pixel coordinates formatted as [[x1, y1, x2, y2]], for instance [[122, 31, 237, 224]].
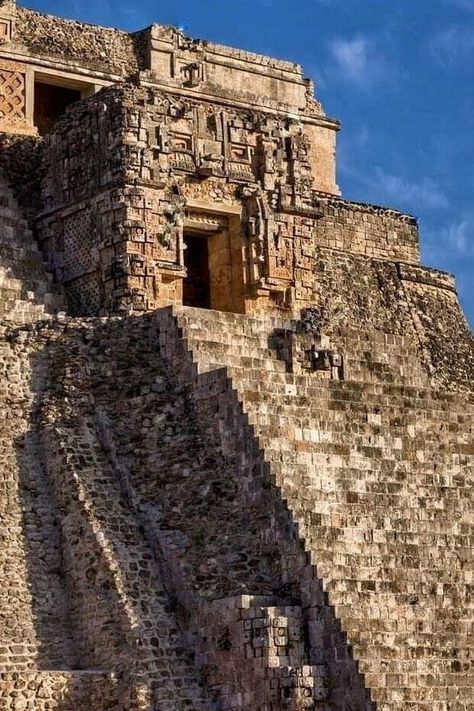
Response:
[[0, 65, 25, 126]]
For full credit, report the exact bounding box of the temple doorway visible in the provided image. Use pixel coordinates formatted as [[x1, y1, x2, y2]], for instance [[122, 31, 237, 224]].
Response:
[[34, 82, 81, 136], [32, 74, 96, 136], [181, 207, 246, 313], [183, 233, 211, 309]]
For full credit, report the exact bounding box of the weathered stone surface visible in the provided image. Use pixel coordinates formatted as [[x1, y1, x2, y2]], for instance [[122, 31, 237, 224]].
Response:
[[0, 3, 471, 711], [157, 305, 473, 709], [0, 169, 61, 322]]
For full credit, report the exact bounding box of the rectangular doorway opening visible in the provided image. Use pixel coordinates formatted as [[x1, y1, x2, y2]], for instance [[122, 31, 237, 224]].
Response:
[[183, 233, 211, 309], [34, 81, 83, 136], [182, 213, 245, 313]]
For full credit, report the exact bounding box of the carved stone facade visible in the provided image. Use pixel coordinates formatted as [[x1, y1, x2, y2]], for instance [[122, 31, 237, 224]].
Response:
[[35, 83, 418, 317]]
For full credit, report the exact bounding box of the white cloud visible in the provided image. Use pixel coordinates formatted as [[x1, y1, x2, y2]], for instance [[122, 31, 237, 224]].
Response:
[[374, 169, 449, 212], [329, 36, 386, 87], [430, 26, 474, 65], [424, 217, 474, 267], [445, 219, 473, 255], [338, 135, 449, 214]]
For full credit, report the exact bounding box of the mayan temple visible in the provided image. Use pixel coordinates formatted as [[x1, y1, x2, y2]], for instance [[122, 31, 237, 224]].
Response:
[[0, 1, 472, 709]]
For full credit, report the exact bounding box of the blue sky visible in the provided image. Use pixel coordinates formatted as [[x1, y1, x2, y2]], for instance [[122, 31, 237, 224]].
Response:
[[25, 0, 473, 325]]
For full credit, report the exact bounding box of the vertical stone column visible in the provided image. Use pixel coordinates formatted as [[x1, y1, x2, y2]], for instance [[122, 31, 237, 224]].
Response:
[[0, 1, 37, 136]]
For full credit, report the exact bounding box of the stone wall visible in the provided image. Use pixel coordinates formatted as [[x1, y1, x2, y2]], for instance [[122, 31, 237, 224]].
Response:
[[315, 198, 419, 263], [307, 248, 473, 391], [0, 314, 218, 710], [0, 133, 43, 219], [0, 670, 119, 711], [0, 325, 75, 672], [15, 6, 147, 78]]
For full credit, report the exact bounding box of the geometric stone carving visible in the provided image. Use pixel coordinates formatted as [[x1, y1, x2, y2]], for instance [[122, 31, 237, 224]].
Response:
[[0, 68, 25, 123]]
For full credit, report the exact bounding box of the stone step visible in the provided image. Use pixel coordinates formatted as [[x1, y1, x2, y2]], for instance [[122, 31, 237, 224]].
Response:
[[176, 322, 427, 389], [0, 173, 62, 322], [0, 280, 50, 299], [0, 247, 45, 266], [174, 305, 292, 336]]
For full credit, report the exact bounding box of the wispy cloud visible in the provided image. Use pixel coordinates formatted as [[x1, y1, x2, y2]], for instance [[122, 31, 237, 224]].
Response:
[[445, 219, 473, 255], [328, 36, 387, 87], [338, 130, 450, 214], [442, 0, 474, 12], [374, 169, 449, 212], [430, 26, 474, 65], [424, 216, 474, 267]]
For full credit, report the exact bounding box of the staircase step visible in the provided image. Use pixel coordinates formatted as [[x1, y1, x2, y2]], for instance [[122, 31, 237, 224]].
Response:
[[0, 172, 62, 322]]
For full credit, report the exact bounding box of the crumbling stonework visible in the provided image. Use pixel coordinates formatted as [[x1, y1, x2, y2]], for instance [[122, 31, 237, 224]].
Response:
[[0, 2, 472, 710]]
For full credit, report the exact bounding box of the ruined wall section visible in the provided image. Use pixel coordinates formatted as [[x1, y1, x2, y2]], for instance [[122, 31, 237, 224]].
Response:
[[0, 670, 119, 711], [4, 317, 215, 710], [0, 169, 62, 322], [0, 324, 75, 673], [0, 289, 119, 709], [315, 197, 419, 263], [0, 132, 43, 219], [399, 264, 474, 391], [14, 6, 147, 77], [307, 248, 473, 392]]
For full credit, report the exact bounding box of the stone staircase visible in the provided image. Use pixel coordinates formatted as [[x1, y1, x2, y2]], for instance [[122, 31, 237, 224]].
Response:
[[33, 316, 222, 710], [0, 324, 121, 710], [66, 314, 360, 710], [0, 294, 470, 709], [0, 171, 62, 323], [156, 305, 473, 710]]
